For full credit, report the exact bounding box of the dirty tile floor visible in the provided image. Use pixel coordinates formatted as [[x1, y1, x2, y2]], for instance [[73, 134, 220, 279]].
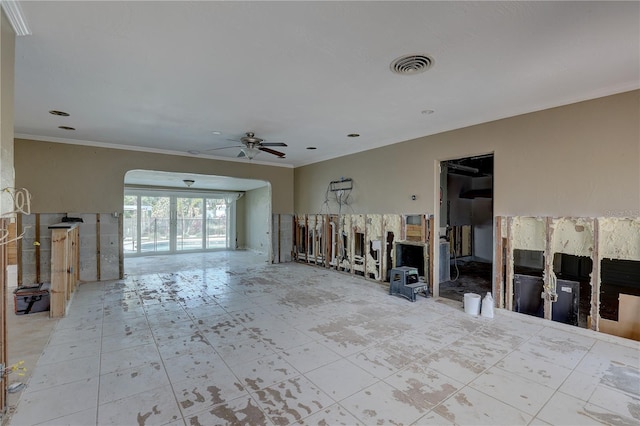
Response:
[[7, 251, 640, 425]]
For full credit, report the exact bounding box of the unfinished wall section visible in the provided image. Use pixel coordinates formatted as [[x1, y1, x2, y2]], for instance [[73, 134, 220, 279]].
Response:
[[496, 215, 640, 341], [597, 218, 640, 340], [293, 213, 433, 292], [18, 212, 122, 286], [271, 214, 293, 263]]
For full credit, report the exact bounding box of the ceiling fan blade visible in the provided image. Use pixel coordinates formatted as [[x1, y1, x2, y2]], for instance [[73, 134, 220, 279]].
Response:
[[203, 145, 241, 152], [259, 146, 286, 157], [260, 142, 288, 147]]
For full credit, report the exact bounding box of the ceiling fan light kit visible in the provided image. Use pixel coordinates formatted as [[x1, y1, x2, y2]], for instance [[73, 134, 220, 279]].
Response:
[[240, 146, 260, 160], [200, 132, 287, 160]]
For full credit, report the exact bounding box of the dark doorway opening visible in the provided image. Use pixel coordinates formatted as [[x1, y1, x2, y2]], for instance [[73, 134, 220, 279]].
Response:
[[439, 154, 494, 302]]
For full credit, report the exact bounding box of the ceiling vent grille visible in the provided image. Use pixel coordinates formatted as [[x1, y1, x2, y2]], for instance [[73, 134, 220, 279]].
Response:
[[390, 54, 433, 75]]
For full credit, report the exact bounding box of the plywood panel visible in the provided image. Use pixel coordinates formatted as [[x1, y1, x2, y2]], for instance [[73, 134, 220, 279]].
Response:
[[405, 224, 422, 242], [7, 222, 17, 265], [598, 294, 640, 341]]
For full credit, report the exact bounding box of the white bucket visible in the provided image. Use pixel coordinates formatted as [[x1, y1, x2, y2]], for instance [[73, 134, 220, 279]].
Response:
[[464, 293, 481, 316]]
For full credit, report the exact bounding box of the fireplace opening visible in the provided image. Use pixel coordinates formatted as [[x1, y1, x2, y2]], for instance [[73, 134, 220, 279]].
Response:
[[395, 243, 426, 277]]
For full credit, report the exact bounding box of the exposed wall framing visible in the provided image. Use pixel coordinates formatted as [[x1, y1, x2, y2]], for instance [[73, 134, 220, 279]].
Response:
[[271, 214, 293, 263], [293, 213, 433, 291], [496, 215, 640, 340], [18, 213, 123, 285]]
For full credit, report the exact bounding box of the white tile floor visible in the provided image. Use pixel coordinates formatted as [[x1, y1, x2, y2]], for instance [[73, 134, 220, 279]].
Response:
[[7, 251, 640, 426]]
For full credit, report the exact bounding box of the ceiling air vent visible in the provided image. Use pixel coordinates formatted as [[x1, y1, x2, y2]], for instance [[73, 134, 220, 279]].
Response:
[[390, 54, 433, 75]]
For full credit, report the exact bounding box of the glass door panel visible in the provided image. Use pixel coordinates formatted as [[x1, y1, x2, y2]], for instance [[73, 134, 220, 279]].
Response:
[[206, 199, 227, 249], [177, 197, 204, 251], [140, 195, 171, 253], [123, 195, 138, 254], [124, 191, 234, 256]]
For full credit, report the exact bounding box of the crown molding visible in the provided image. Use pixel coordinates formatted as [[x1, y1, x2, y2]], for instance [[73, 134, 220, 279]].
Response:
[[1, 0, 31, 36], [14, 133, 295, 168]]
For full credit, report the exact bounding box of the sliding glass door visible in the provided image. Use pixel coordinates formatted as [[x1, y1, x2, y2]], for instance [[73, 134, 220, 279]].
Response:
[[206, 198, 228, 249], [124, 190, 235, 256]]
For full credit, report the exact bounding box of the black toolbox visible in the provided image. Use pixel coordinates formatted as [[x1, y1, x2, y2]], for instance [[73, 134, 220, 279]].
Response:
[[14, 282, 51, 315]]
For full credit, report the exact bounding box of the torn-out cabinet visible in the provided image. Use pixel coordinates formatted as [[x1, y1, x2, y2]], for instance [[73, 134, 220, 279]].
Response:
[[514, 274, 580, 326]]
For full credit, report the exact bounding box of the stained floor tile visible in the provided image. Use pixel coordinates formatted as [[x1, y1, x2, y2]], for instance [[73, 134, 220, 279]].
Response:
[[296, 403, 363, 425], [340, 381, 431, 425], [98, 362, 170, 405], [97, 384, 182, 426], [228, 353, 299, 392], [495, 350, 573, 388], [172, 369, 248, 417], [383, 362, 463, 409], [433, 387, 532, 425], [303, 358, 378, 402], [186, 395, 270, 426], [7, 251, 640, 426], [468, 367, 555, 416], [9, 377, 98, 426], [278, 341, 342, 374], [252, 376, 334, 425], [33, 407, 97, 426], [535, 391, 635, 425]]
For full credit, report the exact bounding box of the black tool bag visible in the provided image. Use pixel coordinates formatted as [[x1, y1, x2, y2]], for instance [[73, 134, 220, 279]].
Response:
[[14, 282, 51, 315]]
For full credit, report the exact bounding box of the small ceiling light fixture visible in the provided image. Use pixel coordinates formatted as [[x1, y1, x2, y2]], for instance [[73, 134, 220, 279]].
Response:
[[390, 54, 434, 75], [58, 126, 75, 130], [49, 110, 70, 116], [241, 146, 260, 160], [183, 179, 195, 187], [347, 133, 360, 138], [306, 147, 317, 150]]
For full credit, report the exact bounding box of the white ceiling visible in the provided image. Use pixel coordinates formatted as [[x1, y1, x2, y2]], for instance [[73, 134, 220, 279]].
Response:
[[12, 1, 640, 168]]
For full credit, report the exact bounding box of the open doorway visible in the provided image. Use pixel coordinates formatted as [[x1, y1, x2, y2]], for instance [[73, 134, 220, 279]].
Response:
[[438, 154, 494, 302]]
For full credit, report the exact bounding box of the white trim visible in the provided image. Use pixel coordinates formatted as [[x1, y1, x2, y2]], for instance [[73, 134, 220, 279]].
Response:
[[1, 0, 31, 36], [15, 133, 295, 168]]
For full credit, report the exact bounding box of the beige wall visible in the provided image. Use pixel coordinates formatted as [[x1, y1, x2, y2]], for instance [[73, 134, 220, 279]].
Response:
[[242, 185, 271, 255], [235, 195, 246, 249], [1, 11, 15, 213], [295, 90, 640, 218], [15, 140, 294, 214]]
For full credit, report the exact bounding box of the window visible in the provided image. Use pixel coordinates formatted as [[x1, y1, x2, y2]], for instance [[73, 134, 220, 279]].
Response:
[[124, 189, 239, 256]]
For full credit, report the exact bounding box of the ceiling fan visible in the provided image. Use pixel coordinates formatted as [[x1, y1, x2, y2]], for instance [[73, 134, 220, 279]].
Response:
[[203, 132, 287, 160]]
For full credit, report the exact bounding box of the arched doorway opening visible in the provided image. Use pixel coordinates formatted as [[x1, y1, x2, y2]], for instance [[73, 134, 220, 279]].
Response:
[[123, 170, 271, 262]]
